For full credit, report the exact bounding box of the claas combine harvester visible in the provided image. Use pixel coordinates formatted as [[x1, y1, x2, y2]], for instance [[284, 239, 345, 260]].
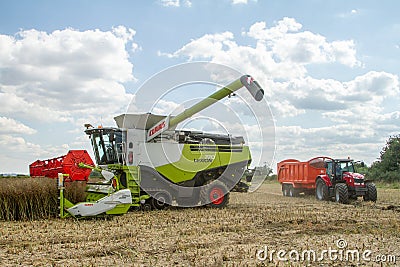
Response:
[[56, 75, 264, 217]]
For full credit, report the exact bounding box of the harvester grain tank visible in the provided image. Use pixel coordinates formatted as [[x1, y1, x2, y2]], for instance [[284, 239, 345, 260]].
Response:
[[277, 156, 377, 203], [59, 74, 264, 217]]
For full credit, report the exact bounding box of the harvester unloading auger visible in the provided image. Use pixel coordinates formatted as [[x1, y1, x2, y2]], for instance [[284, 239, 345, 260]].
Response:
[[59, 75, 264, 217]]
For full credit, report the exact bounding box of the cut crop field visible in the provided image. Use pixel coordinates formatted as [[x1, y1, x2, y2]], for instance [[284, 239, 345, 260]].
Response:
[[0, 182, 399, 266]]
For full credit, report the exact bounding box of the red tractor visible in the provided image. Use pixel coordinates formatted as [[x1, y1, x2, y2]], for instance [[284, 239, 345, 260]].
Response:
[[277, 157, 377, 203]]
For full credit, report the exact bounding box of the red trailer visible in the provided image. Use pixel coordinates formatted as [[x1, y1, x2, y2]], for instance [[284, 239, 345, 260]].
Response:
[[29, 150, 94, 181], [277, 156, 377, 203]]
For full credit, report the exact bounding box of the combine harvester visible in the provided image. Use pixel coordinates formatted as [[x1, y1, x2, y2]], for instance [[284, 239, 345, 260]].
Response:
[[277, 156, 377, 203], [56, 75, 264, 217]]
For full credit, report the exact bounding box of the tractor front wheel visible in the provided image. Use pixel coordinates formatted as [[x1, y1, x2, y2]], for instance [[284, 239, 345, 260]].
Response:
[[335, 183, 349, 204], [363, 182, 377, 202], [200, 180, 230, 208]]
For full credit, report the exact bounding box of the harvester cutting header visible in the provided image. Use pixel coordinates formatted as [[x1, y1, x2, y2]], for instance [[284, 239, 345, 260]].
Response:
[[56, 74, 264, 217]]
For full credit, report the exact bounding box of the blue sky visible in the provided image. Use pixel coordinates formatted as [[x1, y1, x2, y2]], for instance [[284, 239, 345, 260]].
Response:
[[0, 0, 399, 173]]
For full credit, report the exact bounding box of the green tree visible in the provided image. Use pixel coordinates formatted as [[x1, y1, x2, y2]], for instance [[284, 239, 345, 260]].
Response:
[[379, 135, 400, 172], [368, 135, 400, 182]]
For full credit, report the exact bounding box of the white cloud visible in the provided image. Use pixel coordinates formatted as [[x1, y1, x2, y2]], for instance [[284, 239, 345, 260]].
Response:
[[165, 32, 235, 60], [159, 17, 400, 167], [160, 0, 191, 7], [0, 26, 137, 124], [231, 0, 257, 4], [151, 99, 185, 115], [338, 9, 360, 18], [183, 0, 192, 7], [160, 0, 180, 7], [0, 117, 36, 135], [0, 26, 138, 173], [231, 0, 248, 4], [0, 135, 41, 156]]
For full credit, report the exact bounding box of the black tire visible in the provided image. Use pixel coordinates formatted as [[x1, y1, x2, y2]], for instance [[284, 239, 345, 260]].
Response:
[[141, 203, 152, 211], [200, 180, 230, 208], [315, 179, 329, 201], [282, 184, 289, 197], [363, 182, 377, 202], [335, 183, 349, 204], [288, 185, 299, 197], [150, 191, 172, 210]]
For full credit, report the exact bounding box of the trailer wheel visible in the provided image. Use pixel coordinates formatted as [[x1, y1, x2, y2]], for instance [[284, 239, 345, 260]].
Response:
[[335, 183, 349, 204], [200, 180, 230, 208], [363, 182, 377, 202], [315, 179, 329, 201], [288, 185, 298, 197], [282, 184, 289, 197], [150, 191, 172, 210]]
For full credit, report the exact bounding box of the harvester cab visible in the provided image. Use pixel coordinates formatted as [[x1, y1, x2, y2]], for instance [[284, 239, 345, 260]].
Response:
[[59, 74, 264, 216], [85, 127, 125, 166]]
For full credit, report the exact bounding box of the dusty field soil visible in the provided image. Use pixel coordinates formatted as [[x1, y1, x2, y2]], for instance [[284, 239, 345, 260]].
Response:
[[0, 182, 399, 266]]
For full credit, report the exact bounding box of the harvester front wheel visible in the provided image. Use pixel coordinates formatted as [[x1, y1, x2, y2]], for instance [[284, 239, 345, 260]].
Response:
[[150, 191, 172, 210], [200, 180, 230, 208], [363, 182, 377, 202]]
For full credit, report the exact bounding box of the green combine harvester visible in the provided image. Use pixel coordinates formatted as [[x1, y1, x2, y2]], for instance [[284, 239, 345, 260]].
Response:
[[59, 75, 264, 217]]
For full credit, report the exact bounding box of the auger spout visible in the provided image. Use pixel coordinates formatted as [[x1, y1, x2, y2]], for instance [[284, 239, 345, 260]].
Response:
[[146, 75, 263, 141], [168, 75, 263, 129]]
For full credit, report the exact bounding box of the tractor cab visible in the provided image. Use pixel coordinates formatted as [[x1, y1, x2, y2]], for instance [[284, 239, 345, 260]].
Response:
[[325, 159, 356, 181], [84, 126, 125, 166]]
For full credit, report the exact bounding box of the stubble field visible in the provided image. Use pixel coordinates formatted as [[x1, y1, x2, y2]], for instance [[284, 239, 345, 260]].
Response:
[[0, 182, 399, 266]]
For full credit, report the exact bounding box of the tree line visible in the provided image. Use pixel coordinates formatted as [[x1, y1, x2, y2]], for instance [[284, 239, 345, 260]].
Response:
[[364, 134, 400, 182]]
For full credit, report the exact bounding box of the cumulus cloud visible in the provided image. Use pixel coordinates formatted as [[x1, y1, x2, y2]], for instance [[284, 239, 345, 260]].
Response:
[[0, 26, 138, 172], [159, 17, 400, 166], [231, 0, 257, 4], [160, 0, 192, 7], [0, 117, 36, 135], [0, 26, 136, 123]]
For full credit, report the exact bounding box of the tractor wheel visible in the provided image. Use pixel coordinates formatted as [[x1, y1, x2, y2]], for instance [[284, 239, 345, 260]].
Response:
[[335, 183, 349, 204], [200, 180, 230, 208], [150, 191, 172, 210], [363, 182, 377, 202], [315, 179, 329, 201]]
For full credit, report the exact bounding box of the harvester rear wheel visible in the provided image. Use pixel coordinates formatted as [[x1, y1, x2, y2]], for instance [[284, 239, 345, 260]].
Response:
[[335, 183, 349, 204], [200, 180, 230, 208], [150, 191, 172, 210], [363, 182, 377, 202], [315, 179, 329, 201]]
